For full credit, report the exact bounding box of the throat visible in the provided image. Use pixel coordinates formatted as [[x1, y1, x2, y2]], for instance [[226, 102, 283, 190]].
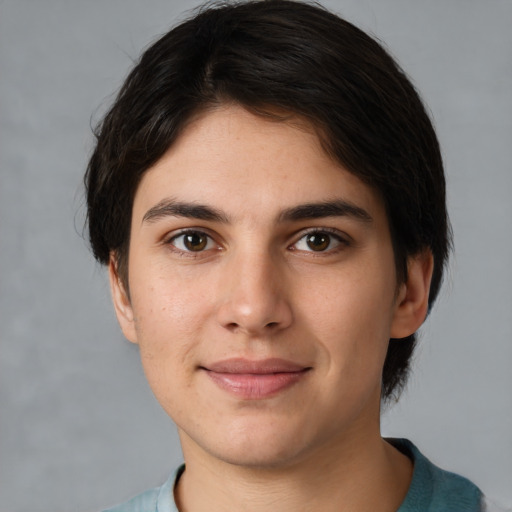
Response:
[[174, 436, 413, 512]]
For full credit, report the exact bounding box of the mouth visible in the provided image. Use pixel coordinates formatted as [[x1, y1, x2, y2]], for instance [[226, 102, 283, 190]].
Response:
[[200, 358, 312, 400]]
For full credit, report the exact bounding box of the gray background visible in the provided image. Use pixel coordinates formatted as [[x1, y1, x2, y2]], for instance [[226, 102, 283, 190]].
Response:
[[1, 1, 511, 511]]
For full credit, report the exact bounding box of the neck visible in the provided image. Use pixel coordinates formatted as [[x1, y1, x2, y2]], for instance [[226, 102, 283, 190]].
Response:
[[174, 427, 412, 512]]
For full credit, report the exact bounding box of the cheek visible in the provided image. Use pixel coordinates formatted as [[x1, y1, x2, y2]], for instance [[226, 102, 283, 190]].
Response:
[[133, 292, 205, 361], [133, 290, 204, 419], [128, 268, 214, 398], [304, 263, 396, 332], [130, 258, 213, 336], [301, 263, 396, 374]]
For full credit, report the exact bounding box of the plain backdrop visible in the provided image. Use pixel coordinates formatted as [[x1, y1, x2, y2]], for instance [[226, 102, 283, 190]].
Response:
[[1, 1, 511, 511]]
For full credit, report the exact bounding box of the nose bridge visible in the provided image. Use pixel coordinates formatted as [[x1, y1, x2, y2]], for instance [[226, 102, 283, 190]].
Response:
[[217, 244, 292, 334]]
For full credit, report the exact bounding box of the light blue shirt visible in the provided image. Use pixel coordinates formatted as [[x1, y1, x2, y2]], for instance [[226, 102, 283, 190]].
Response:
[[103, 439, 483, 512]]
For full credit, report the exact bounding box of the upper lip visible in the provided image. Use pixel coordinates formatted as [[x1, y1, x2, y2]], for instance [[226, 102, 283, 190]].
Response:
[[202, 358, 310, 374]]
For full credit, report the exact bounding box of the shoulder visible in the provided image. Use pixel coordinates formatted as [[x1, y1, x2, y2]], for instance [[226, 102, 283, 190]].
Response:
[[101, 465, 183, 512], [391, 439, 483, 512], [103, 486, 160, 512]]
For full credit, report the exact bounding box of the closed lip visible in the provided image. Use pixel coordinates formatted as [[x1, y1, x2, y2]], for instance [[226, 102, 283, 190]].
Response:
[[201, 358, 311, 374], [200, 358, 312, 399]]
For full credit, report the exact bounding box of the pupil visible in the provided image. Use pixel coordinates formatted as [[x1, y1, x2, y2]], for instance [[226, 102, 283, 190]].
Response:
[[185, 233, 207, 251], [307, 233, 329, 251]]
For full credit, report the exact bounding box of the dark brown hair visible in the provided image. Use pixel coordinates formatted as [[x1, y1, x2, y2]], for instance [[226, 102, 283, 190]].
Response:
[[85, 0, 452, 401]]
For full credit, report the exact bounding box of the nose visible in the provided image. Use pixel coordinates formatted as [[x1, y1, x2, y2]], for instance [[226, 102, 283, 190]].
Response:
[[216, 250, 293, 336]]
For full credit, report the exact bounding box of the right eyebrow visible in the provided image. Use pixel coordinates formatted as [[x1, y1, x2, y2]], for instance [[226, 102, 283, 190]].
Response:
[[142, 198, 231, 225]]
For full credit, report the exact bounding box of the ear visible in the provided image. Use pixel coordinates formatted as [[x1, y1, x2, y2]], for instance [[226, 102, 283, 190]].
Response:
[[390, 250, 434, 339], [108, 253, 139, 344]]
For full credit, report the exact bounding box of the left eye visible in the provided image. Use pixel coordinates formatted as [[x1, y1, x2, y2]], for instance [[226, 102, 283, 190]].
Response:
[[293, 231, 344, 252], [169, 231, 216, 252]]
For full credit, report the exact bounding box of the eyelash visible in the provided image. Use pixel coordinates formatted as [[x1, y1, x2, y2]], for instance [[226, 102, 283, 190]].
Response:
[[290, 228, 350, 255], [164, 228, 350, 257], [165, 229, 219, 257]]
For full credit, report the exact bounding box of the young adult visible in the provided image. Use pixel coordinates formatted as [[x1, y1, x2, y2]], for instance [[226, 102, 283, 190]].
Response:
[[85, 1, 486, 510]]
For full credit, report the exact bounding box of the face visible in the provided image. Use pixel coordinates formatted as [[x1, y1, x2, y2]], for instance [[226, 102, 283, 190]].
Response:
[[111, 105, 430, 469]]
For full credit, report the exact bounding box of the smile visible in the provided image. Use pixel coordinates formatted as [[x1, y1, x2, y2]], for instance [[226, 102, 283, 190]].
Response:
[[201, 358, 312, 400]]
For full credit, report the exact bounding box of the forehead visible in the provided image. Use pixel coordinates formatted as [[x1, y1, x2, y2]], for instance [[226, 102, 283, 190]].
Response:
[[132, 105, 386, 225]]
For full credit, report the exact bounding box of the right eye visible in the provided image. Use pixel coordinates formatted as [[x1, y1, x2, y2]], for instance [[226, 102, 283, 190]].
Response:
[[168, 230, 216, 253]]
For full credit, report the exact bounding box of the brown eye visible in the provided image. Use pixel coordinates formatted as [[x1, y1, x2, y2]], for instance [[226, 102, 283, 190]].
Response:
[[306, 233, 330, 251], [292, 230, 346, 253], [183, 232, 208, 251], [170, 230, 214, 252]]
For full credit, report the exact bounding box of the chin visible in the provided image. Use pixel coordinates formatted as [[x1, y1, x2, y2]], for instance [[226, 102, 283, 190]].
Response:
[[180, 415, 316, 470], [208, 440, 306, 470]]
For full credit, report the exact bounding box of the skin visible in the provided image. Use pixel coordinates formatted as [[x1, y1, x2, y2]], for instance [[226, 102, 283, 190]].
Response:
[[110, 105, 433, 511]]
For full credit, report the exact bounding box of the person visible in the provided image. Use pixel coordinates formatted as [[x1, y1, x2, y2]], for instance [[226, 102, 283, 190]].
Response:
[[84, 1, 488, 510]]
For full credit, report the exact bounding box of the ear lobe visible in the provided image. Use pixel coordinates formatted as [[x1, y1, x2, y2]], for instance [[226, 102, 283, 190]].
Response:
[[390, 250, 434, 339], [108, 254, 139, 344]]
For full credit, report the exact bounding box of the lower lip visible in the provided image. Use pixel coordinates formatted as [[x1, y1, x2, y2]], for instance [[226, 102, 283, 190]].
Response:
[[204, 370, 309, 399]]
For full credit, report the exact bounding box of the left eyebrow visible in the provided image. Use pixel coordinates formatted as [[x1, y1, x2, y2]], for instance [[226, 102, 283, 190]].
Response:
[[279, 200, 373, 223]]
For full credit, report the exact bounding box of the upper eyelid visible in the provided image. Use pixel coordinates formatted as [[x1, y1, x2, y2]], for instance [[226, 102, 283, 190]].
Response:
[[291, 227, 350, 243], [165, 227, 216, 242]]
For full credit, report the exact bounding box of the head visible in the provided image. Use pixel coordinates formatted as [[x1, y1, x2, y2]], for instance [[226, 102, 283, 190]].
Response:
[[85, 0, 451, 402]]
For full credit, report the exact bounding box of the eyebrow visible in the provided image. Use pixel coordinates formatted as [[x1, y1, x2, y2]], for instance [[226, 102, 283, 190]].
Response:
[[142, 199, 230, 224], [142, 198, 372, 225], [279, 200, 373, 223]]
